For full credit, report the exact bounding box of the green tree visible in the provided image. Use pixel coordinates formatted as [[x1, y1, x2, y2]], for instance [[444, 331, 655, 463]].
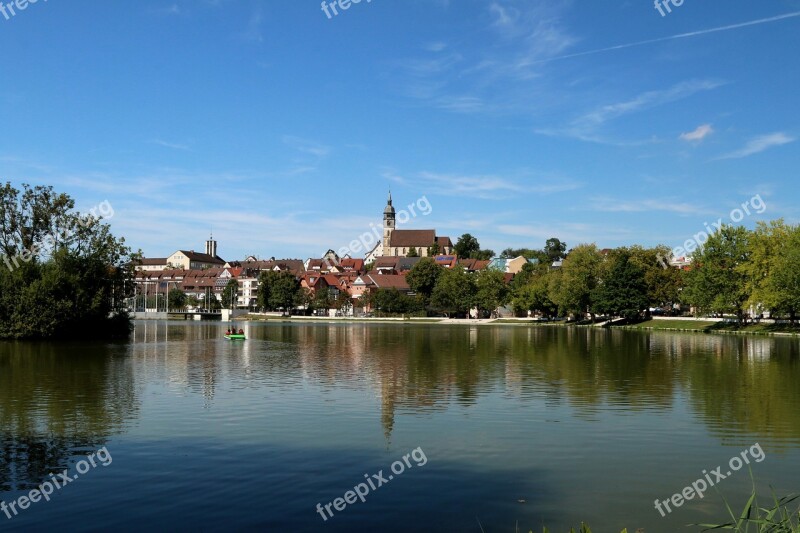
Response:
[[474, 269, 510, 317], [544, 238, 568, 263], [0, 183, 134, 339], [257, 270, 280, 311], [269, 271, 300, 314], [550, 244, 601, 320], [168, 288, 188, 311], [454, 233, 481, 259], [406, 257, 442, 303], [511, 265, 557, 318], [427, 242, 440, 256], [746, 221, 800, 322], [430, 266, 475, 317], [591, 249, 649, 320], [221, 279, 238, 309], [684, 225, 751, 324], [407, 247, 419, 257], [313, 288, 333, 314]]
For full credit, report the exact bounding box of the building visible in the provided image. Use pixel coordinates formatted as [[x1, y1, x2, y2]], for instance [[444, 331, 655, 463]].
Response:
[[137, 236, 226, 271], [366, 193, 452, 261]]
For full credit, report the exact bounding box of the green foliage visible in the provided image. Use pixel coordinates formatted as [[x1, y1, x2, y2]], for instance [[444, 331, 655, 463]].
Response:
[[168, 288, 188, 311], [694, 478, 800, 532], [551, 244, 601, 318], [406, 257, 442, 302], [544, 237, 568, 263], [454, 233, 481, 259], [367, 288, 420, 316], [684, 225, 751, 323], [221, 278, 238, 309], [592, 249, 649, 320], [430, 265, 475, 317], [407, 247, 419, 257], [474, 269, 510, 317], [0, 183, 134, 339]]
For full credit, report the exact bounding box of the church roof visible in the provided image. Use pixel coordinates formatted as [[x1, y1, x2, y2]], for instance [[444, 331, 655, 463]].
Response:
[[389, 230, 436, 247]]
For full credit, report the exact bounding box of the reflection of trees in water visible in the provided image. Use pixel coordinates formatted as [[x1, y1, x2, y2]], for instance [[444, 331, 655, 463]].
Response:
[[273, 325, 800, 446], [0, 342, 138, 492], [674, 335, 800, 448]]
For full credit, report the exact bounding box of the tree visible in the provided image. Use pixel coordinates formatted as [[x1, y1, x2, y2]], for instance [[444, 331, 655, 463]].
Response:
[[544, 238, 568, 263], [683, 225, 751, 324], [313, 288, 333, 314], [550, 244, 601, 320], [745, 221, 800, 323], [406, 258, 442, 303], [334, 291, 353, 316], [430, 266, 475, 317], [0, 182, 134, 339], [221, 279, 238, 309], [474, 249, 495, 260], [454, 233, 481, 259], [257, 270, 281, 311], [628, 245, 684, 310], [269, 272, 301, 314], [367, 288, 419, 316], [168, 288, 188, 311], [591, 249, 649, 321], [407, 247, 419, 257], [474, 269, 510, 317], [427, 242, 440, 256]]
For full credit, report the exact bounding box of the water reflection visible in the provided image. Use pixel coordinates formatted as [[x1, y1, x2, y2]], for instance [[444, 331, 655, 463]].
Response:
[[129, 322, 800, 447], [0, 342, 138, 492]]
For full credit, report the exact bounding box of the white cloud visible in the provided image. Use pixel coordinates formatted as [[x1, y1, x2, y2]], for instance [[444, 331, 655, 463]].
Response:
[[718, 132, 795, 160], [680, 124, 714, 142]]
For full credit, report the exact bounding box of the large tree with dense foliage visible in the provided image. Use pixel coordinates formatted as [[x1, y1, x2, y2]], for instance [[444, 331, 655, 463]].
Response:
[[550, 244, 601, 320], [453, 233, 494, 260], [406, 257, 442, 303], [430, 265, 475, 317], [474, 269, 510, 317], [683, 225, 751, 324], [591, 249, 649, 320], [745, 220, 800, 322], [0, 182, 135, 339]]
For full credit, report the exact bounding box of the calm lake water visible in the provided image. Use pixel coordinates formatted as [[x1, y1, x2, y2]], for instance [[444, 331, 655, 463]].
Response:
[[2, 321, 800, 532]]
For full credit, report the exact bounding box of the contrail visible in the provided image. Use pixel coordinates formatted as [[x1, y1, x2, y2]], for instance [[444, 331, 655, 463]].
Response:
[[531, 11, 800, 65]]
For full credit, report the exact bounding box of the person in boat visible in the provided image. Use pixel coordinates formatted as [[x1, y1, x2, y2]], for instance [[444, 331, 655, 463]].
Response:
[[238, 329, 244, 335], [225, 329, 231, 335]]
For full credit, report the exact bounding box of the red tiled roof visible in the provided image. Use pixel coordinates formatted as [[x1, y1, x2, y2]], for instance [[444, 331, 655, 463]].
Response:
[[389, 230, 436, 247]]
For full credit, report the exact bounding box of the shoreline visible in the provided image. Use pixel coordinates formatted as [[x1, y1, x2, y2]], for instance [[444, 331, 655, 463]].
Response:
[[140, 314, 800, 338]]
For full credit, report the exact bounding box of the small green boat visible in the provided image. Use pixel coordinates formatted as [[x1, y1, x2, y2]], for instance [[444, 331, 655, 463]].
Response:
[[224, 334, 246, 341]]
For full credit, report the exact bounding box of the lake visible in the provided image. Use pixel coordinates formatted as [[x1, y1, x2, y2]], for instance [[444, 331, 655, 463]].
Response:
[[2, 321, 799, 532]]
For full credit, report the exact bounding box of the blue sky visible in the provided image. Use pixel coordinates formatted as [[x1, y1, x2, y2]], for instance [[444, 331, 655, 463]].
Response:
[[1, 0, 798, 260]]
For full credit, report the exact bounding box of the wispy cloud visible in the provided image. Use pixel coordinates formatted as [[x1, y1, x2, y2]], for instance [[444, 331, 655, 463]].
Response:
[[526, 11, 800, 65], [282, 135, 331, 157], [415, 171, 580, 199], [680, 124, 714, 142], [149, 139, 191, 151], [590, 197, 709, 216], [543, 80, 724, 144], [717, 132, 795, 160], [241, 7, 264, 43]]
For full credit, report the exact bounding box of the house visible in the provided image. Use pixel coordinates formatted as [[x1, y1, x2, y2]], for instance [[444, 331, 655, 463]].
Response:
[[139, 236, 226, 271]]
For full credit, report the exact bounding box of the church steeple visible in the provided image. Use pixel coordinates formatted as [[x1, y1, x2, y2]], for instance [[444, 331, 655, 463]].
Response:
[[383, 191, 396, 252]]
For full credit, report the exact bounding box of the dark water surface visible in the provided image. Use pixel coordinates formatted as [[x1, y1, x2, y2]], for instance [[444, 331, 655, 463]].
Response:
[[1, 321, 799, 532]]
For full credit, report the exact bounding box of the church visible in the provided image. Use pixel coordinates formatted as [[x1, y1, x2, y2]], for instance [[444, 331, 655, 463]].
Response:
[[365, 193, 453, 262]]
